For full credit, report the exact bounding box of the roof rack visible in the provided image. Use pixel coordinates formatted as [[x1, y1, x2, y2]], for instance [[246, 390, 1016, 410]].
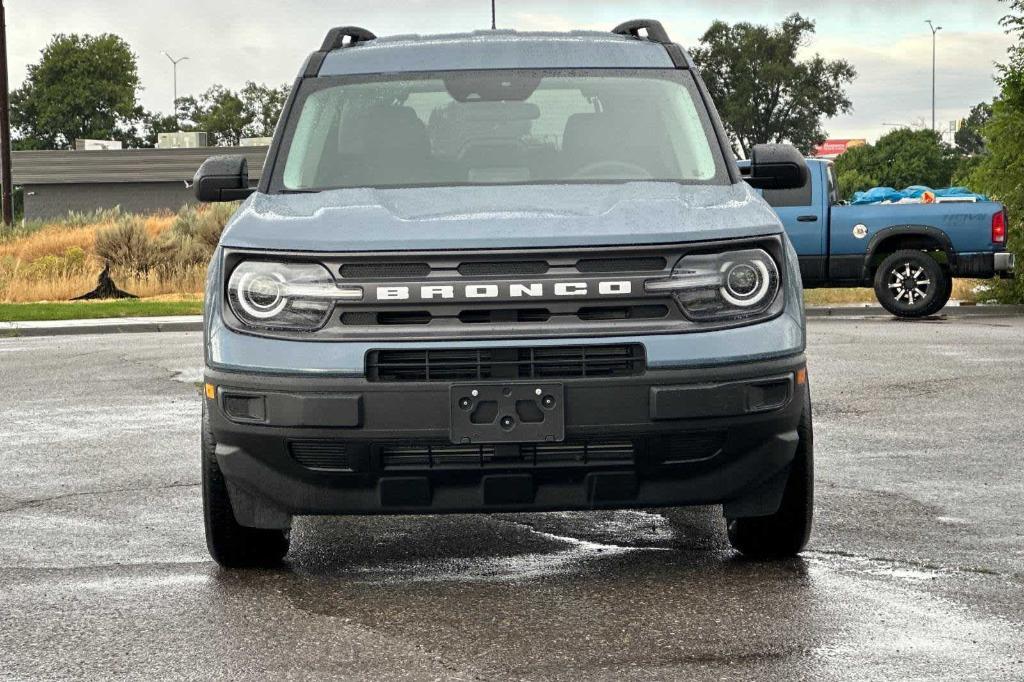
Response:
[[320, 26, 377, 51], [611, 19, 671, 45]]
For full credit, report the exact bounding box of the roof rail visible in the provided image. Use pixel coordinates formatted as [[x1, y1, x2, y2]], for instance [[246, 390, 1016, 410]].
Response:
[[320, 26, 377, 51], [611, 19, 671, 45]]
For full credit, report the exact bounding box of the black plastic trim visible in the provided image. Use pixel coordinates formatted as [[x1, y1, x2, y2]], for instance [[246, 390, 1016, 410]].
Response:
[[865, 225, 956, 278], [951, 253, 998, 279], [611, 19, 672, 44], [321, 26, 377, 51], [205, 353, 806, 518]]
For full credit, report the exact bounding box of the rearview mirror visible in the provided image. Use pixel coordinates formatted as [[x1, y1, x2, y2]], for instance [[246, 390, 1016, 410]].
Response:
[[745, 144, 808, 191], [194, 155, 255, 202]]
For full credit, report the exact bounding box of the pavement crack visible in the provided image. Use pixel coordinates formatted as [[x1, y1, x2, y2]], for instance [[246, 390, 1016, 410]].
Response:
[[0, 481, 199, 514]]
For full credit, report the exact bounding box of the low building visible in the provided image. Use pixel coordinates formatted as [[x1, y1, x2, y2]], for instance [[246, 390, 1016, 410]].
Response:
[[11, 146, 268, 221]]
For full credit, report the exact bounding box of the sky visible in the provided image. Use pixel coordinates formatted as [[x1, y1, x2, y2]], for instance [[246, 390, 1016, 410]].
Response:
[[4, 1, 1017, 142]]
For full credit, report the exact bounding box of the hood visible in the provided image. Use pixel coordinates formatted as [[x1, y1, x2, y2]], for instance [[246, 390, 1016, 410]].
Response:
[[219, 182, 782, 252]]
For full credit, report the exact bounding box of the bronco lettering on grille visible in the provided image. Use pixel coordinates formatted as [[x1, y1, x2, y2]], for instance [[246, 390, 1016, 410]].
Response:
[[373, 281, 632, 302]]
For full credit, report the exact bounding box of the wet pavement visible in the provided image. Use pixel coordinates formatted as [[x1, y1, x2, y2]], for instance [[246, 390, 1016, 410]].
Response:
[[1, 317, 1022, 680]]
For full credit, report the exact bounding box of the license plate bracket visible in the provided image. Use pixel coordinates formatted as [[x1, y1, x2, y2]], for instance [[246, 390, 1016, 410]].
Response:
[[450, 383, 565, 444]]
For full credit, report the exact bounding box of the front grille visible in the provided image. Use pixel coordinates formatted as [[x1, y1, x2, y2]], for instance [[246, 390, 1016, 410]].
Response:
[[366, 344, 645, 382], [380, 440, 635, 469], [289, 441, 352, 471], [223, 237, 783, 341]]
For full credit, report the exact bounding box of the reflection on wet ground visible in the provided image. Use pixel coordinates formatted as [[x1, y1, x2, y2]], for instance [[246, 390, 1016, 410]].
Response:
[[2, 322, 1024, 679]]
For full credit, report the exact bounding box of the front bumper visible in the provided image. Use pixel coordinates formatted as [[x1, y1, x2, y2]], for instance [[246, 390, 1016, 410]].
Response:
[[206, 353, 808, 526]]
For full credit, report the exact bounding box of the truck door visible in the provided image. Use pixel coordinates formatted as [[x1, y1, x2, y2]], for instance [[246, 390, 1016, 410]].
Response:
[[762, 162, 828, 286]]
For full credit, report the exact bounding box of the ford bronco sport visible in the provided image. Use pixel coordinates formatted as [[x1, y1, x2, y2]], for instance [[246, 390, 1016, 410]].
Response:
[[195, 20, 814, 567]]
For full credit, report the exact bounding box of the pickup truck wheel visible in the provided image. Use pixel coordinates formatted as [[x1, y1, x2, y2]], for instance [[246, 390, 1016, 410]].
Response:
[[727, 391, 813, 559], [202, 404, 290, 568], [874, 250, 948, 318]]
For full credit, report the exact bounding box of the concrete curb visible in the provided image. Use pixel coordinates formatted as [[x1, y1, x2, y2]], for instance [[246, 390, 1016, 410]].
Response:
[[0, 316, 204, 338], [2, 305, 1023, 338], [805, 304, 1024, 318]]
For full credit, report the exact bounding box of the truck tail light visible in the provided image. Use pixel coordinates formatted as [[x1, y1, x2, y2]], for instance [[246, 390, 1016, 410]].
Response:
[[992, 210, 1007, 244]]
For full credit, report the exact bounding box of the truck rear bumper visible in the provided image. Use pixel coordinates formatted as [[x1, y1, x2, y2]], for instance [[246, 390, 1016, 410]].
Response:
[[954, 251, 1016, 279], [205, 354, 807, 527], [994, 252, 1016, 278]]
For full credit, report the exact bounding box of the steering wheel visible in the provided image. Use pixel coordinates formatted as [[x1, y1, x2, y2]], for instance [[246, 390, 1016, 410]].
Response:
[[571, 160, 654, 180]]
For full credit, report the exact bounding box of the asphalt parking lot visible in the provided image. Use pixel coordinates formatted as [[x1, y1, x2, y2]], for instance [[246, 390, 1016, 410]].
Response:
[[1, 316, 1022, 680]]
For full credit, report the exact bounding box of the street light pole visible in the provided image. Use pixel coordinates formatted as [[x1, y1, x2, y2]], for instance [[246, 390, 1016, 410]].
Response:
[[0, 0, 14, 227], [161, 52, 189, 125], [491, 0, 496, 30], [926, 20, 942, 132]]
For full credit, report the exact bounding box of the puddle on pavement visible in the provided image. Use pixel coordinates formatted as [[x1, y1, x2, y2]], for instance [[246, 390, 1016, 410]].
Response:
[[348, 510, 674, 585]]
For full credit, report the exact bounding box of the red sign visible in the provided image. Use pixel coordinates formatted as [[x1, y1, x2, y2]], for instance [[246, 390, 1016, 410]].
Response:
[[812, 139, 866, 158]]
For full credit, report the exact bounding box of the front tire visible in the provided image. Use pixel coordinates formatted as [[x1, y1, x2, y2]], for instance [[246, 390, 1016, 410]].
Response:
[[873, 250, 949, 318], [202, 404, 290, 568], [727, 391, 814, 559]]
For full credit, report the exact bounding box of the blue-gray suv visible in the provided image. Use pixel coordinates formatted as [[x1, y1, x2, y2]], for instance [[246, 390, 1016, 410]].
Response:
[[195, 20, 814, 567]]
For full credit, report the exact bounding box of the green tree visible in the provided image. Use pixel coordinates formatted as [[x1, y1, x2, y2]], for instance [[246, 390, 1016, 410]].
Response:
[[691, 14, 857, 157], [965, 0, 1024, 302], [177, 83, 289, 146], [10, 33, 143, 150], [955, 102, 993, 155], [832, 128, 958, 200]]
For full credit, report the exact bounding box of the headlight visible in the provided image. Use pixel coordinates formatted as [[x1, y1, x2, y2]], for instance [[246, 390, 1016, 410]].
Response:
[[227, 261, 362, 330], [645, 248, 781, 321]]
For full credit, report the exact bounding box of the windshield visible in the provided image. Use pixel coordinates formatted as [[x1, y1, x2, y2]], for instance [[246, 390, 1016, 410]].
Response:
[[275, 70, 727, 191]]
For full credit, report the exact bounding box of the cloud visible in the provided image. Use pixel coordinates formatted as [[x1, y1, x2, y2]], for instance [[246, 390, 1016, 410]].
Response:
[[811, 30, 1012, 140], [3, 0, 1014, 145]]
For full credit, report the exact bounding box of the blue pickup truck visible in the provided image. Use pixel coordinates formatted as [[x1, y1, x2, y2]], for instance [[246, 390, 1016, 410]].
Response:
[[750, 159, 1014, 317]]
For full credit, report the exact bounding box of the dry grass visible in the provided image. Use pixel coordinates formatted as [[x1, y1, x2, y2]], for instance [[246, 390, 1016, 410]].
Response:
[[0, 205, 233, 303], [2, 205, 997, 307], [804, 279, 988, 305]]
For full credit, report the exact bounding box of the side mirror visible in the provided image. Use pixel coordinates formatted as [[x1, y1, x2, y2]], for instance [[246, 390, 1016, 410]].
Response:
[[194, 155, 256, 202], [746, 144, 808, 190]]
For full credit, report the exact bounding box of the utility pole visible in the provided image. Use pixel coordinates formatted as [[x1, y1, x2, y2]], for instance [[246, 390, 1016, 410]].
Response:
[[491, 0, 496, 30], [161, 52, 189, 125], [0, 0, 14, 227], [926, 20, 942, 132]]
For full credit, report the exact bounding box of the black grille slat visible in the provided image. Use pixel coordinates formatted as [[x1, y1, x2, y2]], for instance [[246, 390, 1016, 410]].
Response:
[[576, 257, 667, 273], [366, 345, 644, 382], [380, 441, 633, 469], [458, 261, 550, 276]]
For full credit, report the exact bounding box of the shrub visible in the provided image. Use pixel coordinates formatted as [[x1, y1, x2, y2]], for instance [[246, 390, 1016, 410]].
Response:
[[94, 216, 158, 276], [171, 202, 236, 253]]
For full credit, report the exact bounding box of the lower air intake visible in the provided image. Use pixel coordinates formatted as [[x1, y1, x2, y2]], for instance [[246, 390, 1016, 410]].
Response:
[[289, 441, 352, 471]]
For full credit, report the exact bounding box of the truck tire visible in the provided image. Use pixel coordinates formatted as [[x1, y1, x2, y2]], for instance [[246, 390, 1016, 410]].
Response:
[[727, 391, 813, 559], [873, 250, 949, 318], [202, 404, 290, 568]]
